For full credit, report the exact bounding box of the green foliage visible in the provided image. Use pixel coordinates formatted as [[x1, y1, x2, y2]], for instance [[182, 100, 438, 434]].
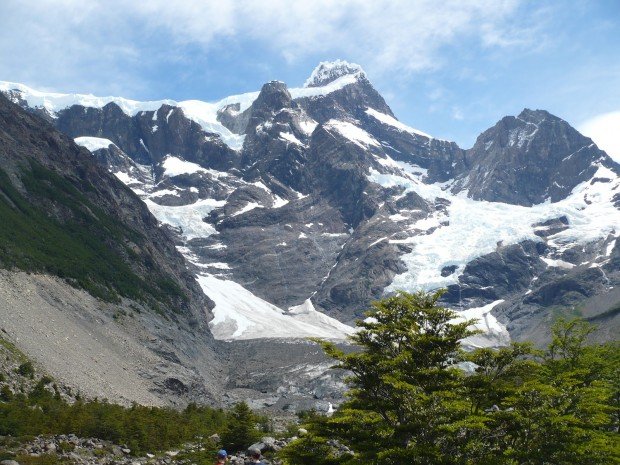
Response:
[[0, 385, 13, 402], [0, 386, 230, 455], [0, 164, 187, 310], [56, 441, 75, 453], [17, 361, 35, 377], [220, 402, 262, 452], [0, 336, 28, 362], [14, 454, 64, 465], [279, 412, 352, 465], [281, 293, 620, 465]]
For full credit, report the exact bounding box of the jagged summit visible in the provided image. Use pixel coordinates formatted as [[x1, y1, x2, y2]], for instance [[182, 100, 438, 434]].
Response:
[[304, 60, 365, 88], [517, 108, 551, 125], [255, 80, 292, 110]]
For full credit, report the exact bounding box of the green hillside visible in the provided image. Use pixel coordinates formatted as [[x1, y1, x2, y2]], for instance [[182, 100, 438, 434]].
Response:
[[0, 162, 186, 308]]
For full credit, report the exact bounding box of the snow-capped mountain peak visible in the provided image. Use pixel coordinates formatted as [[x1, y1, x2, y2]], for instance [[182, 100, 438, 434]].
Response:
[[304, 60, 365, 88], [3, 65, 619, 349]]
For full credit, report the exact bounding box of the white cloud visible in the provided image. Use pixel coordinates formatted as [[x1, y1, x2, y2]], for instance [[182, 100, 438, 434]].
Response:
[[451, 106, 465, 120], [0, 0, 539, 94], [579, 111, 620, 163]]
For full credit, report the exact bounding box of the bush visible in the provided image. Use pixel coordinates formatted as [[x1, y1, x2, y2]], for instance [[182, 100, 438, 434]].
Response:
[[17, 361, 34, 377], [0, 385, 13, 402], [56, 442, 75, 453]]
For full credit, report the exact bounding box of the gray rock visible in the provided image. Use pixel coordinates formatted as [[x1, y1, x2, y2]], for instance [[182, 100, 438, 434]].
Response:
[[451, 109, 618, 206]]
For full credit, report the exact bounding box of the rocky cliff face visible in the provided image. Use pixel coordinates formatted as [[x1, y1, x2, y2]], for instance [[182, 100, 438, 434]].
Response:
[[0, 94, 211, 321], [0, 94, 229, 405], [2, 60, 619, 347], [453, 109, 616, 206]]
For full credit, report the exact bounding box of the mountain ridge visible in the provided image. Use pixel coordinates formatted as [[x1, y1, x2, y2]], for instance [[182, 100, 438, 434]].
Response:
[[1, 61, 618, 348]]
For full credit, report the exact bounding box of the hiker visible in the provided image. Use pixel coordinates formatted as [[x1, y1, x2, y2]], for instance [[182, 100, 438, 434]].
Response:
[[215, 449, 228, 464]]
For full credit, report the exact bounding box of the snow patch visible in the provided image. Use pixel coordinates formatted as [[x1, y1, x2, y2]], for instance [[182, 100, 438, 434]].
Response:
[[113, 171, 141, 185], [162, 156, 206, 177], [232, 202, 262, 217], [299, 118, 319, 135], [272, 195, 289, 209], [325, 120, 380, 148], [368, 237, 388, 248], [74, 136, 114, 152], [455, 300, 510, 348], [144, 198, 224, 240], [279, 131, 304, 145], [365, 108, 432, 139], [540, 257, 575, 269], [149, 189, 180, 198], [207, 262, 231, 270], [177, 100, 247, 150], [304, 60, 364, 88], [197, 275, 353, 340], [606, 239, 617, 256]]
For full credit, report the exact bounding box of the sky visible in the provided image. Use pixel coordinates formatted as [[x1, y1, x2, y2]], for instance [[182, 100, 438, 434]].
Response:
[[1, 0, 619, 156]]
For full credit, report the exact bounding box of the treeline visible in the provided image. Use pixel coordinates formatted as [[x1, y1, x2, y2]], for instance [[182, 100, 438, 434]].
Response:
[[0, 380, 265, 455], [280, 291, 620, 465]]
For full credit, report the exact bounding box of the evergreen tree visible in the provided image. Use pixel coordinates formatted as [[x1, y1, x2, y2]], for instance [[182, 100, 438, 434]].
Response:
[[220, 401, 261, 452], [280, 293, 620, 465], [488, 319, 620, 464], [285, 291, 478, 464]]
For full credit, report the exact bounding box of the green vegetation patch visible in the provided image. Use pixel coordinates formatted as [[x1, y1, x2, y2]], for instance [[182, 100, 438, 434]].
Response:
[[0, 387, 269, 457], [280, 292, 620, 465], [0, 335, 28, 363], [0, 164, 187, 310]]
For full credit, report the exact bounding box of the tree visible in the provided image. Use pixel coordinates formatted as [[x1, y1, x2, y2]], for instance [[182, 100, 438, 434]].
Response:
[[220, 401, 261, 452], [283, 290, 478, 464], [280, 293, 620, 465], [489, 319, 620, 464]]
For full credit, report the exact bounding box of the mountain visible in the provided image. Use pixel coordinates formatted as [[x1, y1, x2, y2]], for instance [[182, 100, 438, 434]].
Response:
[[0, 93, 225, 405], [2, 60, 619, 352], [451, 108, 615, 206]]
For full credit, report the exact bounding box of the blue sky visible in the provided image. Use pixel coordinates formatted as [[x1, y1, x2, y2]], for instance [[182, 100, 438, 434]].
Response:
[[1, 0, 619, 153]]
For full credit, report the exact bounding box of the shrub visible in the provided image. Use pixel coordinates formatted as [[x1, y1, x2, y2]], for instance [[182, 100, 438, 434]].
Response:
[[17, 361, 35, 377]]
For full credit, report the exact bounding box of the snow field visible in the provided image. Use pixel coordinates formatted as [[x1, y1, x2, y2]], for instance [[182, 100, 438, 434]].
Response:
[[197, 275, 354, 341], [368, 158, 619, 292]]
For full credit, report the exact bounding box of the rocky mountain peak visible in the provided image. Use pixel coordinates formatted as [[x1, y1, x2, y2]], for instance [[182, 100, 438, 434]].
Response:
[[244, 81, 295, 135], [517, 108, 550, 125], [296, 62, 394, 123], [304, 60, 365, 88], [453, 109, 616, 206], [255, 80, 293, 111]]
